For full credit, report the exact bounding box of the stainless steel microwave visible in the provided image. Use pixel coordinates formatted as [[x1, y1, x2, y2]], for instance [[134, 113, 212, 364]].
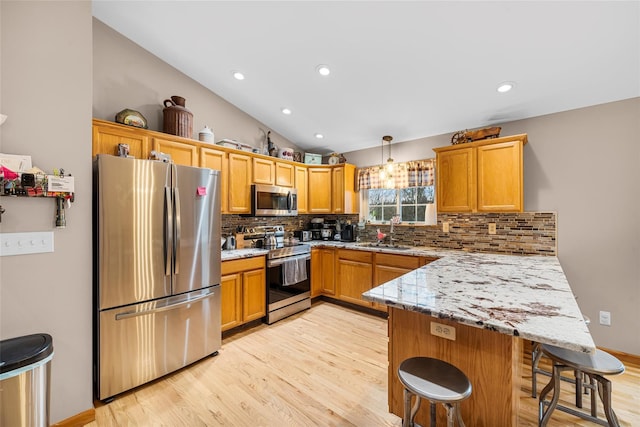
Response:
[[250, 184, 298, 216]]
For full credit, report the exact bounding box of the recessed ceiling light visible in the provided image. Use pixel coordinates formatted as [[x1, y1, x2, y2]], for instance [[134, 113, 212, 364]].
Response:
[[232, 71, 245, 80], [281, 108, 292, 115], [314, 133, 324, 139], [316, 65, 331, 76], [497, 81, 515, 93]]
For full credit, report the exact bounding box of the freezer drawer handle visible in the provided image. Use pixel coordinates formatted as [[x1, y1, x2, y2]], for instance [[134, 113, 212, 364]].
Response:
[[114, 291, 214, 320]]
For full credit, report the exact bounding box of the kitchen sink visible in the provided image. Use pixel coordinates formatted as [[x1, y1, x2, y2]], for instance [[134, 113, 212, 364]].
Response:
[[356, 242, 411, 250]]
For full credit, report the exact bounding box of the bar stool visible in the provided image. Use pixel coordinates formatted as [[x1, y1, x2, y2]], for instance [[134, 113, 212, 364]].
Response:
[[397, 357, 472, 427], [538, 344, 625, 427], [532, 315, 591, 398]]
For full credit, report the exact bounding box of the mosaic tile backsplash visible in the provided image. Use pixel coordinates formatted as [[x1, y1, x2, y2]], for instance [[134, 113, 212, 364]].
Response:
[[222, 212, 557, 256]]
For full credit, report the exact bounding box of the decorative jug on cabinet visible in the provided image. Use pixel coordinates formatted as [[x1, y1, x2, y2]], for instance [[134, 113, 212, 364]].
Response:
[[163, 95, 193, 139]]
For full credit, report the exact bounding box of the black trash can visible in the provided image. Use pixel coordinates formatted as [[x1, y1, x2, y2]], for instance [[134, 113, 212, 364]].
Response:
[[0, 333, 54, 427]]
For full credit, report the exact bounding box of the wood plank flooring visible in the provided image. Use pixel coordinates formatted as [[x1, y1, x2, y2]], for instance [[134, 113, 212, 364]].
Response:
[[88, 301, 639, 426]]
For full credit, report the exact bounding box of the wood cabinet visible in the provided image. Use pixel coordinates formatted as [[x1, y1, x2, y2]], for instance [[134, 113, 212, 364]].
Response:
[[92, 120, 150, 159], [311, 248, 336, 296], [295, 166, 308, 214], [434, 134, 526, 213], [221, 256, 266, 331], [308, 167, 333, 213], [228, 153, 252, 214], [200, 147, 228, 213], [252, 157, 275, 185], [275, 162, 295, 187], [336, 250, 373, 307], [332, 164, 358, 214], [152, 137, 199, 166]]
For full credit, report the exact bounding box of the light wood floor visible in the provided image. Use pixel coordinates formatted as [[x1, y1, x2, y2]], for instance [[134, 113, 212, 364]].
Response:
[[88, 301, 639, 426]]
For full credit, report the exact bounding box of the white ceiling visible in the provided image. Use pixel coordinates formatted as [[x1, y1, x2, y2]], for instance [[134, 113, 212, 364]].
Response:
[[92, 1, 639, 154]]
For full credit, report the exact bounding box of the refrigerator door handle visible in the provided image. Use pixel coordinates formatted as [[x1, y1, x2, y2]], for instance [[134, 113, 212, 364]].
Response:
[[164, 187, 173, 276], [173, 186, 181, 275], [114, 290, 214, 320]]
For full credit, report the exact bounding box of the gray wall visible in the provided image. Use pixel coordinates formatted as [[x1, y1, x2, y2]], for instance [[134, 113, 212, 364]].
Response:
[[0, 1, 94, 423], [346, 98, 640, 355], [92, 19, 298, 153]]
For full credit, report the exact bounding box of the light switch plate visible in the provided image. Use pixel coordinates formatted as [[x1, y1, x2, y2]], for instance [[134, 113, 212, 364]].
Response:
[[0, 232, 54, 256]]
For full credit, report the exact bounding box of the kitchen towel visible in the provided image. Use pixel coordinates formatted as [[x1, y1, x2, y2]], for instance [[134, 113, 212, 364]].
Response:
[[282, 257, 308, 286]]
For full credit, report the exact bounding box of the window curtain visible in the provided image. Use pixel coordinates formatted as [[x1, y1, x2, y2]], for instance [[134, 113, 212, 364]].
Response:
[[357, 159, 434, 190]]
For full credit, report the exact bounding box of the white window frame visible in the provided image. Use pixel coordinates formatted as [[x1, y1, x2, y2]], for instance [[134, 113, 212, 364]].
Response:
[[360, 186, 437, 226]]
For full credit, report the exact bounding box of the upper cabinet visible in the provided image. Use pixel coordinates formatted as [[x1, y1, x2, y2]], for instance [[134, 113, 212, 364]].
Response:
[[275, 162, 295, 188], [295, 166, 308, 214], [308, 167, 333, 213], [228, 153, 252, 214], [332, 164, 358, 214], [92, 120, 150, 159], [252, 157, 275, 185], [200, 147, 228, 213], [434, 134, 527, 213], [152, 137, 198, 166]]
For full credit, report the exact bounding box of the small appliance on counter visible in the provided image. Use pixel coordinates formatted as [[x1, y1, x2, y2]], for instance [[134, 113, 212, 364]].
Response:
[[340, 224, 357, 242], [294, 230, 313, 242]]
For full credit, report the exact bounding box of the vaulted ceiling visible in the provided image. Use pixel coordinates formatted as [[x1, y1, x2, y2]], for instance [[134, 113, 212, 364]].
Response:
[[93, 1, 640, 154]]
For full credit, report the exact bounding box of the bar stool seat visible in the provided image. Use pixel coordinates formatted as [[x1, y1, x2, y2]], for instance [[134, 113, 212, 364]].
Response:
[[398, 357, 472, 427], [538, 344, 625, 427]]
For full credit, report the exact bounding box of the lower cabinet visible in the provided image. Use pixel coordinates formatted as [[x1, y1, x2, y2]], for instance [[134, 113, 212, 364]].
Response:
[[221, 256, 266, 331], [336, 250, 373, 307], [311, 248, 336, 296]]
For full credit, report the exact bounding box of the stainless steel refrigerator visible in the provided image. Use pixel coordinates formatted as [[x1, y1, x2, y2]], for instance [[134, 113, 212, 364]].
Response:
[[94, 154, 221, 401]]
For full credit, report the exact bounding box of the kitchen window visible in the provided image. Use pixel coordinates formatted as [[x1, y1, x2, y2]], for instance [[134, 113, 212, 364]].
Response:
[[357, 159, 436, 225]]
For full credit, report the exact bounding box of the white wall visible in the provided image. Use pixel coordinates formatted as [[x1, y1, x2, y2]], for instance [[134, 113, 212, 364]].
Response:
[[0, 1, 94, 423], [345, 98, 640, 355]]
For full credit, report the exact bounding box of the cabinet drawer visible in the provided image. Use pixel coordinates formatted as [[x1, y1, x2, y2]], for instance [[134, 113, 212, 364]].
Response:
[[222, 256, 265, 275], [337, 249, 373, 263], [375, 253, 420, 269]]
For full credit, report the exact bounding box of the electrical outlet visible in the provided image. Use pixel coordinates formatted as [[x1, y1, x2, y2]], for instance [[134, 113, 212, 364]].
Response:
[[430, 322, 456, 340], [488, 223, 497, 235], [599, 311, 611, 326], [442, 222, 450, 233]]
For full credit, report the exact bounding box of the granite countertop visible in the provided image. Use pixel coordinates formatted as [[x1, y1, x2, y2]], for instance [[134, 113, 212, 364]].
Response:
[[362, 250, 595, 353], [221, 240, 595, 353], [221, 248, 268, 261]]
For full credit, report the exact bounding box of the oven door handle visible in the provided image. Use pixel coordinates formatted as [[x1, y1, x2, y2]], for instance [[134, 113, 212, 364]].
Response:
[[267, 253, 310, 268]]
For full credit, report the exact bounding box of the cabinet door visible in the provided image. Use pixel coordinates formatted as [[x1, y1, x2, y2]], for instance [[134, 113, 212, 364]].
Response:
[[252, 157, 275, 185], [337, 250, 373, 307], [295, 166, 308, 214], [477, 140, 523, 212], [228, 153, 252, 214], [436, 147, 476, 213], [308, 167, 332, 213], [243, 268, 266, 322], [92, 123, 150, 159], [152, 137, 198, 166], [332, 166, 345, 213], [320, 249, 336, 295], [200, 147, 228, 213], [221, 273, 242, 331], [275, 162, 295, 187], [310, 248, 323, 297]]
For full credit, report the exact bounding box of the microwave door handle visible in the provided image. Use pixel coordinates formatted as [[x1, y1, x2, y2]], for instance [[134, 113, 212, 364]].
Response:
[[164, 187, 172, 276], [287, 191, 293, 212]]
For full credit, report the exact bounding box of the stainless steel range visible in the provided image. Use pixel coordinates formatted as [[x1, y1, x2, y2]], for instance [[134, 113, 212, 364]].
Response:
[[243, 226, 311, 324]]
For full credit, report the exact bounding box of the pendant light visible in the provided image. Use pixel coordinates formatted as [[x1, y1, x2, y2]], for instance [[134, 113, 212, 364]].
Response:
[[379, 135, 394, 187]]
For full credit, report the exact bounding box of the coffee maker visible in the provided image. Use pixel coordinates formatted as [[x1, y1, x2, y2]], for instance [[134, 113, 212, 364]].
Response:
[[341, 224, 357, 242]]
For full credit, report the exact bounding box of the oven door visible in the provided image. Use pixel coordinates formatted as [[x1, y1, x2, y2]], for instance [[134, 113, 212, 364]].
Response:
[[266, 253, 311, 318]]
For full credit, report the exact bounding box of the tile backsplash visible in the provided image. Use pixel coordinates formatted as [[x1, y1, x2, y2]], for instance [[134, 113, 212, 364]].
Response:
[[222, 212, 557, 256]]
